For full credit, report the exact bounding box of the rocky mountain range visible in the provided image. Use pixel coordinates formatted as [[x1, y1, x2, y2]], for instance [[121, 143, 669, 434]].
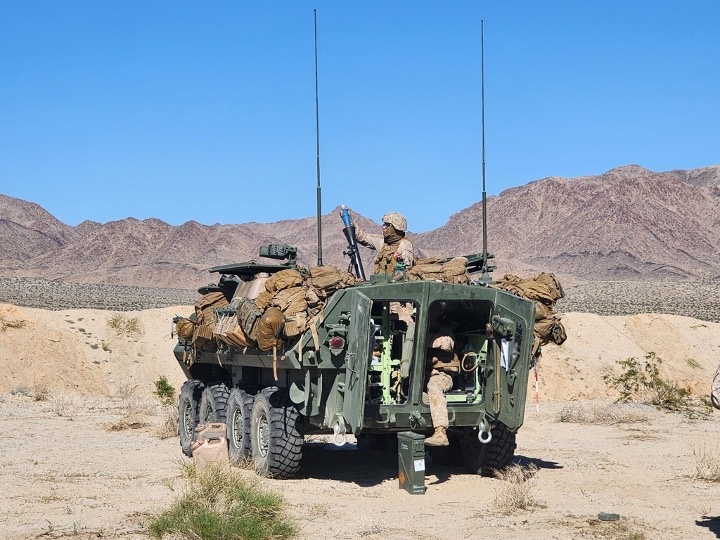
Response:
[[1, 164, 718, 290]]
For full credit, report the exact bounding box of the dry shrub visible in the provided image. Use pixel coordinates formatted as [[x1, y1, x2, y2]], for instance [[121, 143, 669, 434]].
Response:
[[231, 453, 256, 471], [105, 409, 149, 432], [105, 398, 156, 432], [30, 383, 49, 402], [356, 518, 395, 537], [692, 441, 720, 482], [107, 313, 144, 337], [586, 518, 647, 540], [0, 315, 26, 331], [490, 464, 543, 514], [47, 390, 75, 417], [559, 402, 649, 424], [114, 382, 139, 400], [154, 405, 179, 439]]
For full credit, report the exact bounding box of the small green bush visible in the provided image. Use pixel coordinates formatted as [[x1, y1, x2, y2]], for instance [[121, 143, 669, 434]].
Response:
[[154, 376, 176, 406], [603, 352, 709, 417], [148, 466, 297, 539]]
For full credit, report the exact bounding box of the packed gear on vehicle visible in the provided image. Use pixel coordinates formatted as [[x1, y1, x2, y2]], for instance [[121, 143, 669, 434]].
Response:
[[172, 240, 564, 479]]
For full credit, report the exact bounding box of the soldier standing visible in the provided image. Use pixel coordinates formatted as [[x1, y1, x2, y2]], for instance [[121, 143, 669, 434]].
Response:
[[353, 211, 415, 326], [354, 212, 414, 275]]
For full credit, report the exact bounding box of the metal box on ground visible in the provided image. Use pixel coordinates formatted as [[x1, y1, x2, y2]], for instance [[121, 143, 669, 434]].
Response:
[[397, 431, 426, 495]]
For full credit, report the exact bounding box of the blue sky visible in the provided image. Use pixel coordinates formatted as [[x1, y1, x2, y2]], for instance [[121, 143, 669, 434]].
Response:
[[1, 1, 718, 233]]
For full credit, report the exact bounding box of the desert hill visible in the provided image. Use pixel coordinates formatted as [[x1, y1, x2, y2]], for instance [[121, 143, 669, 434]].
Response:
[[1, 164, 718, 290]]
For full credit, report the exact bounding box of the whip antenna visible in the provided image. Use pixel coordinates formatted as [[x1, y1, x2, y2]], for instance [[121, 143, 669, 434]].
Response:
[[314, 9, 323, 266], [480, 19, 490, 282]]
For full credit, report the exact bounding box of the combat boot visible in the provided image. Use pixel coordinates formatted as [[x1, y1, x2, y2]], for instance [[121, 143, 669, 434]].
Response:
[[425, 426, 449, 446]]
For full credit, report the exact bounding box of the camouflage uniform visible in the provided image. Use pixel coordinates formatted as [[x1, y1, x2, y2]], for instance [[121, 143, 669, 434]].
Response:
[[356, 212, 415, 325], [355, 212, 414, 274], [712, 363, 720, 410], [425, 328, 460, 447]]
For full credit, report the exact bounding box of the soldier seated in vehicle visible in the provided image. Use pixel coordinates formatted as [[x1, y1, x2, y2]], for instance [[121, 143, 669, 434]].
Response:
[[424, 326, 460, 447]]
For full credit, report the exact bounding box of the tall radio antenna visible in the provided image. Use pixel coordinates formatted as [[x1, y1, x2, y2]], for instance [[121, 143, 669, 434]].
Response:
[[314, 9, 323, 266], [480, 19, 490, 282]]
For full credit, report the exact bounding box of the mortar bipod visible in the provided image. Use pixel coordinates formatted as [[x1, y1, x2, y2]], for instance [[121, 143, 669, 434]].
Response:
[[332, 418, 347, 446], [478, 416, 493, 444]]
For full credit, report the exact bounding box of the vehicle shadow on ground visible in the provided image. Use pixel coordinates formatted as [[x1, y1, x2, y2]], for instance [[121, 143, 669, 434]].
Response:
[[514, 454, 563, 470], [696, 515, 720, 538], [297, 440, 504, 486], [296, 441, 398, 486]]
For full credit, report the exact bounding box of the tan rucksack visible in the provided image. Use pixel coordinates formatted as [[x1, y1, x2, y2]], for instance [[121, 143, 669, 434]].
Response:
[[255, 307, 285, 351], [407, 257, 470, 284], [265, 269, 304, 293], [194, 291, 229, 342], [307, 266, 356, 298]]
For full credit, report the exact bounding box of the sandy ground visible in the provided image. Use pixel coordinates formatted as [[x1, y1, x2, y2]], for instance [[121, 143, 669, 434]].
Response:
[[1, 304, 720, 539]]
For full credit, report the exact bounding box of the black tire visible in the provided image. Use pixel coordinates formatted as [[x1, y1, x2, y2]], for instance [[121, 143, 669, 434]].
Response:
[[199, 383, 230, 424], [227, 387, 254, 464], [250, 387, 303, 479], [461, 422, 517, 476], [178, 380, 204, 457]]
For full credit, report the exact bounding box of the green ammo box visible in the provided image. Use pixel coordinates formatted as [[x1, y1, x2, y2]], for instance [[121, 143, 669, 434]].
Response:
[[397, 431, 426, 495]]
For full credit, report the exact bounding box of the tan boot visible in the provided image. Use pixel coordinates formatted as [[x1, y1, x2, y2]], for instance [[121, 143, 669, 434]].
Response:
[[424, 427, 449, 446]]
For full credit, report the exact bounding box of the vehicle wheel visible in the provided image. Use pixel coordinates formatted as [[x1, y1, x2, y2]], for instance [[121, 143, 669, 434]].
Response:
[[461, 422, 517, 476], [250, 387, 303, 478], [178, 380, 204, 457], [227, 387, 254, 464], [199, 382, 230, 424]]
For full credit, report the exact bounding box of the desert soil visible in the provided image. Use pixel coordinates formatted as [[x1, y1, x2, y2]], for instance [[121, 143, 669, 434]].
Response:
[[1, 304, 720, 540]]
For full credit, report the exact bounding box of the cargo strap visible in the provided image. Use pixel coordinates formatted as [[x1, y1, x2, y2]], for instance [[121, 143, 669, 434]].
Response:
[[272, 345, 278, 381], [493, 339, 501, 415], [310, 317, 321, 352], [291, 311, 325, 366]]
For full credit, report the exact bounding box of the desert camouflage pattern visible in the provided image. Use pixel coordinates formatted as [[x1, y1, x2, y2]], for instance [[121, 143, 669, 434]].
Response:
[[382, 211, 407, 232], [355, 228, 414, 272], [427, 372, 453, 428]]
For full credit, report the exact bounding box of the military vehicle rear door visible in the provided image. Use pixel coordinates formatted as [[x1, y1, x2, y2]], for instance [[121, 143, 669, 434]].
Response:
[[485, 293, 535, 431], [342, 291, 373, 434]]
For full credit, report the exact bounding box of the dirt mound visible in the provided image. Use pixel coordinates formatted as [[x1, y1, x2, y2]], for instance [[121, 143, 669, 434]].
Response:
[[2, 304, 718, 403], [0, 303, 189, 397]]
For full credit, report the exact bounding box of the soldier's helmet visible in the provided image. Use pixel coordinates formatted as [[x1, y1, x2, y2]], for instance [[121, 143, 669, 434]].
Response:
[[382, 212, 407, 232]]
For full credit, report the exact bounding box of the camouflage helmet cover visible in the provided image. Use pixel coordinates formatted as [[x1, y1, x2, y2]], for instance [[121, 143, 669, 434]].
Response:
[[382, 212, 407, 232]]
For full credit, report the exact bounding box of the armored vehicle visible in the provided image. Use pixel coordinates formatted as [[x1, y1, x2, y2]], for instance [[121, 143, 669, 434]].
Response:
[[172, 234, 538, 479]]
